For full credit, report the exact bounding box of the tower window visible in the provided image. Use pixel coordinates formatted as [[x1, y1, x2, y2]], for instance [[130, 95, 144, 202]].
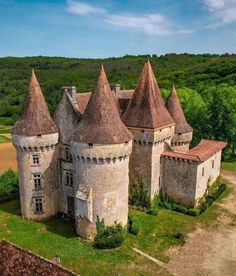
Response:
[[202, 168, 205, 177], [212, 160, 215, 169], [32, 154, 40, 165], [65, 147, 72, 162], [65, 171, 73, 187], [33, 174, 41, 189], [34, 198, 43, 214]]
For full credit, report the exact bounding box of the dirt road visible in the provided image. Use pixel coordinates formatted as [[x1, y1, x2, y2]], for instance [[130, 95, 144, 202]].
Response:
[[0, 142, 17, 174], [167, 170, 236, 276]]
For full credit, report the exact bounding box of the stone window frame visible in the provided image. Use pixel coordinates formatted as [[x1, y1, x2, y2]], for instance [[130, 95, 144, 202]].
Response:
[[33, 173, 42, 190], [34, 197, 43, 214], [65, 170, 73, 187], [32, 154, 40, 166]]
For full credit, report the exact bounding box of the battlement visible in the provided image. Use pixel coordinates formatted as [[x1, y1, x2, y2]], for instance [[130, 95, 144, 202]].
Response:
[[12, 133, 59, 152]]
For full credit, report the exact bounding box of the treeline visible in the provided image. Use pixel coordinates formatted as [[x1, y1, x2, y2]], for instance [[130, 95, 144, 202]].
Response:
[[0, 54, 236, 158]]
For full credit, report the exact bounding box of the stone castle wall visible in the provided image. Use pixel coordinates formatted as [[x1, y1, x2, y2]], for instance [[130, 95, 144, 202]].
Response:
[[128, 126, 175, 198], [161, 150, 223, 208], [170, 132, 193, 152], [161, 157, 198, 207], [195, 151, 222, 205], [12, 133, 60, 220], [70, 141, 132, 239]]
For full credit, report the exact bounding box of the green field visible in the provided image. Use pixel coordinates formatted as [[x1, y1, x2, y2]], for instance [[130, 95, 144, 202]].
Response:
[[222, 161, 236, 171], [0, 185, 230, 275]]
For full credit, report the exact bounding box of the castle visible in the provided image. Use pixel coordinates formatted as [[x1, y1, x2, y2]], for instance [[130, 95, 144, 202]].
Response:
[[12, 62, 226, 239]]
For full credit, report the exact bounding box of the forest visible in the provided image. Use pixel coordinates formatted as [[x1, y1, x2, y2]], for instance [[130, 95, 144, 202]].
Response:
[[0, 53, 236, 159]]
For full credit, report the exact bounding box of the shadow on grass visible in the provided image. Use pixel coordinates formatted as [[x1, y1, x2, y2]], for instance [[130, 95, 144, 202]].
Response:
[[41, 214, 77, 239], [0, 199, 77, 239], [0, 199, 21, 216]]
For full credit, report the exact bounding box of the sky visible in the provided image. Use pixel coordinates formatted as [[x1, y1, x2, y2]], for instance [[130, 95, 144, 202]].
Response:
[[0, 0, 236, 57]]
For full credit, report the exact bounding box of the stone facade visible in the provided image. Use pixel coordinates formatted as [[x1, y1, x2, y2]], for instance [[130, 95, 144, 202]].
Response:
[[128, 126, 175, 197], [12, 63, 226, 240]]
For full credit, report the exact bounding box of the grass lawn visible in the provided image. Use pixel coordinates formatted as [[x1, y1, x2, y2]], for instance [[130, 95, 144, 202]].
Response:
[[0, 185, 230, 275], [221, 160, 236, 171], [0, 135, 11, 143]]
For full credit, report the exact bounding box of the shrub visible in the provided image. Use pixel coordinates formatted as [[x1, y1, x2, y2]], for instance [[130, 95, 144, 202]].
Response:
[[146, 208, 158, 216], [94, 217, 125, 249], [129, 178, 150, 209], [128, 216, 140, 235], [0, 169, 18, 197]]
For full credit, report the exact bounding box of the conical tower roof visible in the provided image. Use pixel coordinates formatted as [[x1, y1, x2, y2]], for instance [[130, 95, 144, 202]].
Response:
[[73, 65, 133, 144], [166, 85, 192, 134], [122, 61, 175, 129], [12, 69, 58, 136]]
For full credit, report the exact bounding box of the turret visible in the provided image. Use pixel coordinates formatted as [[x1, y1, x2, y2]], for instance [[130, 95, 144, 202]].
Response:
[[12, 70, 59, 220], [122, 61, 175, 198], [71, 65, 133, 239], [166, 85, 193, 152]]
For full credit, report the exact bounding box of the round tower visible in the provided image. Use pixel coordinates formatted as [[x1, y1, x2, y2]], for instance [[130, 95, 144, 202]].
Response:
[[71, 66, 133, 240], [12, 70, 60, 220], [166, 85, 193, 152]]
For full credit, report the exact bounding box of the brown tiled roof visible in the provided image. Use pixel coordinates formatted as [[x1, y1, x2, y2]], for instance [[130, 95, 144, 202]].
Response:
[[12, 69, 58, 136], [166, 85, 192, 134], [73, 65, 133, 144], [75, 90, 134, 116], [122, 61, 175, 130], [162, 139, 227, 162], [76, 92, 91, 114], [0, 240, 75, 275]]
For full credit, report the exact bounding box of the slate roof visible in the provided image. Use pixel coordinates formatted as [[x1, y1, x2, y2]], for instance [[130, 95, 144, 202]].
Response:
[[166, 85, 192, 134], [12, 69, 58, 136], [0, 240, 75, 276], [122, 61, 175, 130], [162, 139, 227, 162], [73, 65, 133, 144]]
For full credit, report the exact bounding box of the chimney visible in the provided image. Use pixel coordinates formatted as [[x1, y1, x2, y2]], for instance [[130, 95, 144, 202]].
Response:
[[111, 83, 121, 94], [61, 86, 77, 102]]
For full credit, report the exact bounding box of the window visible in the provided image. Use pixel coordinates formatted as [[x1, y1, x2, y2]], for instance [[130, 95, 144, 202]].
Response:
[[88, 143, 93, 147], [65, 147, 72, 162], [33, 174, 41, 189], [67, 196, 75, 217], [202, 167, 205, 177], [32, 154, 40, 165], [35, 198, 43, 213], [65, 171, 73, 187], [212, 160, 215, 169]]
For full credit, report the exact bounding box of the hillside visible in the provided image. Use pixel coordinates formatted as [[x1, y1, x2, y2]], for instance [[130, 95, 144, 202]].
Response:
[[0, 53, 236, 158]]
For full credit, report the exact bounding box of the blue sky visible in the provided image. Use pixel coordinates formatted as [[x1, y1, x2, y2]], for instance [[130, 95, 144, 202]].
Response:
[[0, 0, 236, 57]]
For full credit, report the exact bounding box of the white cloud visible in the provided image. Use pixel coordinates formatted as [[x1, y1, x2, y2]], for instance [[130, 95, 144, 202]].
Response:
[[66, 1, 105, 15], [105, 13, 192, 36], [203, 0, 236, 25], [66, 1, 192, 36]]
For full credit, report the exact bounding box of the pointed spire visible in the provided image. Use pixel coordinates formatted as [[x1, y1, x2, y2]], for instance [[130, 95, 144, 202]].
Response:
[[122, 61, 175, 129], [12, 69, 58, 136], [73, 65, 133, 144], [166, 85, 192, 134]]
